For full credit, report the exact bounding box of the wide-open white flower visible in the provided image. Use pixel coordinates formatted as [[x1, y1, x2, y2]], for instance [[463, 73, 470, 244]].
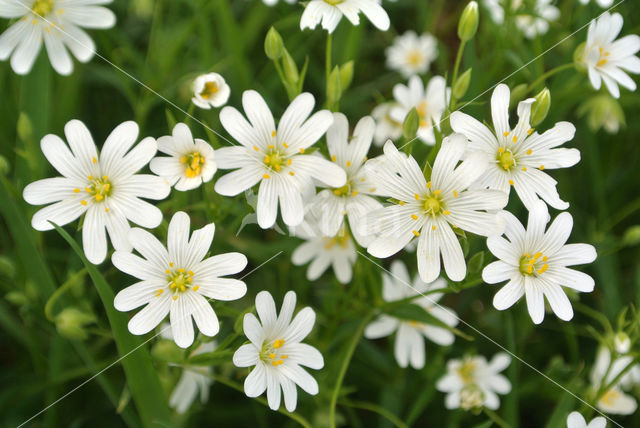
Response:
[[23, 120, 169, 264], [291, 219, 357, 284], [364, 260, 457, 369], [0, 0, 115, 75], [566, 411, 606, 428], [391, 75, 448, 145], [300, 0, 390, 34], [436, 353, 511, 410], [483, 201, 597, 324], [371, 102, 403, 146], [366, 136, 508, 283], [113, 211, 248, 348], [214, 91, 346, 229], [233, 291, 324, 412], [581, 12, 640, 99], [150, 123, 216, 191], [191, 72, 231, 109], [386, 31, 438, 78], [308, 113, 381, 246], [451, 83, 579, 211], [262, 0, 296, 6], [590, 347, 639, 415], [159, 324, 216, 414]]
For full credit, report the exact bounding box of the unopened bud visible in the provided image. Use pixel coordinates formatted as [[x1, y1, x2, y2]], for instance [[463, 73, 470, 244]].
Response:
[[614, 332, 631, 354], [339, 61, 354, 91], [264, 27, 284, 61], [17, 113, 33, 143], [327, 65, 342, 107], [282, 48, 299, 84], [453, 68, 472, 100], [622, 225, 640, 247], [402, 108, 419, 141], [55, 307, 95, 340], [458, 1, 479, 42], [530, 88, 550, 127], [0, 155, 9, 176], [0, 256, 16, 278], [578, 94, 625, 134]]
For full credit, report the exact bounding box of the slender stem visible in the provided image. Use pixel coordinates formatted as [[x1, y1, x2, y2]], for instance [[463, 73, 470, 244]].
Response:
[[339, 399, 409, 428], [210, 374, 312, 428], [573, 302, 613, 335], [593, 356, 640, 406], [326, 33, 333, 86], [44, 268, 88, 321], [525, 63, 575, 94], [329, 312, 374, 428], [483, 408, 511, 428], [426, 127, 443, 167], [449, 40, 466, 110]]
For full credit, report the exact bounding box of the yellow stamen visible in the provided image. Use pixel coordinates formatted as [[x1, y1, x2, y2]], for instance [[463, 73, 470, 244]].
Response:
[[597, 59, 607, 67], [352, 191, 358, 196], [537, 264, 549, 274], [282, 142, 288, 148], [453, 190, 459, 198], [331, 155, 336, 162], [414, 194, 420, 200], [346, 161, 351, 167], [412, 230, 420, 237], [271, 130, 276, 137], [527, 128, 534, 135], [503, 131, 509, 137], [253, 146, 259, 152], [80, 200, 87, 206], [433, 189, 441, 195], [427, 181, 432, 188], [172, 295, 178, 301], [539, 165, 545, 170], [289, 171, 295, 176], [263, 174, 270, 179], [193, 286, 199, 291], [73, 188, 80, 193], [299, 148, 305, 153], [509, 179, 514, 186], [273, 339, 285, 348], [521, 167, 527, 171], [155, 289, 164, 296], [411, 214, 418, 220], [443, 210, 450, 215], [431, 225, 436, 231], [513, 136, 518, 143], [92, 157, 97, 164], [526, 149, 532, 155], [165, 269, 171, 274]]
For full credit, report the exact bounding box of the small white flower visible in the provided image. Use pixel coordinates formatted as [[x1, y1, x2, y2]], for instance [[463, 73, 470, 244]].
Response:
[[391, 75, 448, 145], [578, 0, 614, 7], [191, 73, 231, 109], [150, 123, 216, 192], [113, 211, 248, 348], [364, 260, 458, 369], [262, 0, 296, 6], [214, 90, 346, 229], [386, 31, 438, 78], [291, 219, 357, 284], [300, 0, 390, 34], [23, 120, 170, 264], [436, 352, 512, 410], [483, 201, 597, 324], [483, 0, 558, 39], [613, 332, 631, 354], [366, 136, 508, 283], [591, 347, 639, 415], [308, 113, 382, 246], [581, 12, 640, 99], [233, 291, 324, 412], [371, 102, 403, 146], [451, 84, 579, 211], [160, 324, 216, 414], [566, 411, 606, 428], [0, 0, 115, 75]]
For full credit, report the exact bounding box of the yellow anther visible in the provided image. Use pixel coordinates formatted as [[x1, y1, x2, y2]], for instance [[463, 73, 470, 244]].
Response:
[[73, 188, 80, 193], [521, 167, 527, 171], [272, 360, 284, 367], [188, 270, 194, 276], [165, 269, 171, 274], [253, 146, 259, 152], [80, 200, 88, 206], [271, 130, 276, 137], [539, 165, 545, 170], [346, 161, 351, 167], [443, 210, 450, 215], [178, 268, 185, 273], [273, 339, 285, 348], [287, 159, 292, 165], [104, 208, 109, 213], [542, 256, 548, 262], [537, 264, 549, 274], [180, 156, 187, 164], [397, 200, 405, 205], [155, 289, 164, 296], [172, 295, 178, 301], [193, 286, 199, 291], [414, 193, 420, 200], [352, 191, 358, 196], [95, 194, 104, 201], [431, 225, 436, 231], [412, 230, 420, 237], [526, 149, 532, 155], [88, 175, 93, 180], [267, 144, 274, 149], [370, 187, 377, 192], [331, 155, 336, 162], [503, 131, 509, 137], [282, 142, 288, 148], [85, 187, 91, 193], [453, 190, 459, 198], [597, 59, 607, 67], [509, 179, 514, 186], [264, 155, 271, 163], [533, 252, 543, 259], [299, 148, 305, 153], [498, 147, 505, 153], [427, 181, 432, 188], [513, 136, 518, 143], [169, 262, 174, 267], [275, 164, 281, 171], [433, 189, 441, 195], [411, 214, 418, 220], [289, 171, 295, 176], [92, 157, 97, 164], [263, 174, 270, 179], [269, 353, 276, 359], [102, 175, 108, 180], [527, 128, 534, 135], [282, 355, 288, 359]]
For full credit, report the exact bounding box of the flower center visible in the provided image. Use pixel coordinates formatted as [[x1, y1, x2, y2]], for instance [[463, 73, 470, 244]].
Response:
[[406, 50, 423, 66], [519, 252, 549, 276], [181, 151, 205, 178], [323, 227, 351, 249], [600, 388, 621, 406], [457, 360, 477, 384], [263, 149, 287, 172], [32, 0, 54, 16], [416, 101, 429, 127], [199, 81, 218, 100], [84, 175, 113, 202], [596, 46, 610, 67], [260, 338, 288, 367], [496, 147, 516, 171], [324, 0, 344, 5], [460, 385, 484, 410]]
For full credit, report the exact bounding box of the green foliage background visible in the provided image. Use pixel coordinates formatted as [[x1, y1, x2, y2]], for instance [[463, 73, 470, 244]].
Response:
[[0, 0, 639, 427]]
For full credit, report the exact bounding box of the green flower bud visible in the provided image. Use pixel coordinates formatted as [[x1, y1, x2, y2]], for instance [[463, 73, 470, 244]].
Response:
[[453, 68, 472, 100], [573, 41, 588, 72], [402, 108, 419, 141], [577, 94, 625, 134], [55, 307, 95, 340], [17, 113, 33, 143], [530, 88, 551, 127], [282, 48, 299, 85], [0, 256, 16, 279], [458, 1, 479, 42], [622, 225, 640, 247], [339, 61, 354, 91], [0, 155, 9, 176], [6, 291, 28, 306], [614, 332, 631, 354], [509, 83, 528, 106], [264, 27, 284, 61], [327, 65, 342, 107]]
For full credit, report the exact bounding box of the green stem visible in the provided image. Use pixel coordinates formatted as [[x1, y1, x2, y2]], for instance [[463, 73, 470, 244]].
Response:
[[525, 63, 575, 94], [483, 408, 511, 428], [329, 312, 374, 428], [339, 399, 408, 428], [211, 374, 312, 428], [449, 40, 466, 110], [326, 33, 333, 88], [44, 269, 88, 321], [573, 302, 613, 335], [426, 127, 444, 167]]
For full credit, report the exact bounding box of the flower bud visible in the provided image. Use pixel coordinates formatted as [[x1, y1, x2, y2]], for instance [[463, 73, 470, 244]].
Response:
[[264, 27, 284, 61], [577, 94, 625, 134], [614, 332, 631, 354], [402, 108, 419, 141], [453, 68, 472, 100], [458, 1, 479, 42], [0, 256, 16, 278], [282, 48, 299, 85], [0, 155, 9, 176], [622, 225, 640, 247], [530, 88, 551, 127], [339, 61, 354, 91], [17, 113, 33, 143], [55, 307, 95, 340], [327, 65, 342, 108]]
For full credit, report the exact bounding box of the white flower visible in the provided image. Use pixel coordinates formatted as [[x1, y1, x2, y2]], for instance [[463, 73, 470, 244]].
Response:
[[613, 332, 631, 354], [364, 260, 458, 369], [566, 411, 606, 428], [391, 75, 448, 145], [300, 0, 390, 34], [214, 91, 346, 229], [23, 120, 170, 264], [308, 113, 382, 246], [483, 201, 597, 324], [578, 0, 613, 7], [150, 123, 216, 192], [451, 84, 579, 211], [191, 73, 231, 109], [371, 102, 403, 146], [386, 31, 438, 78], [366, 136, 508, 283], [291, 219, 357, 284], [160, 324, 216, 414], [482, 0, 558, 39], [262, 0, 296, 6], [581, 12, 640, 99], [0, 0, 115, 75], [233, 291, 324, 412], [113, 211, 248, 348], [436, 352, 511, 410], [590, 347, 639, 415]]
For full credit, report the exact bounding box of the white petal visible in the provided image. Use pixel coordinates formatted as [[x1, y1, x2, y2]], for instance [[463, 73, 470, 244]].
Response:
[[233, 343, 259, 368], [83, 205, 107, 264], [244, 363, 267, 397], [283, 307, 315, 343], [525, 278, 545, 324], [482, 261, 514, 284], [197, 278, 247, 301], [492, 277, 525, 310], [128, 293, 171, 335], [214, 165, 263, 196], [170, 294, 195, 348], [195, 252, 248, 277], [543, 282, 574, 321], [186, 292, 219, 337], [44, 31, 73, 75], [287, 343, 324, 369]]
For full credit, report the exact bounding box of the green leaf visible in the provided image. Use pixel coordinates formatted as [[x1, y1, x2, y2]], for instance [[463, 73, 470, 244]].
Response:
[[468, 251, 485, 274], [51, 223, 172, 428]]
